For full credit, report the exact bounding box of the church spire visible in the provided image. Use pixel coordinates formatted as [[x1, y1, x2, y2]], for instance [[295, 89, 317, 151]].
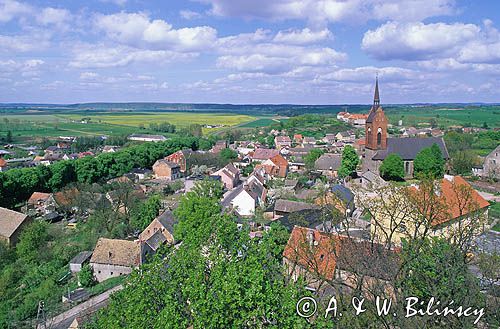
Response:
[[373, 75, 380, 108]]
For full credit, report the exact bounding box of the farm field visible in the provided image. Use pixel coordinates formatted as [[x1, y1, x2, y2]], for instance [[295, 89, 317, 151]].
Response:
[[238, 118, 282, 128], [385, 106, 500, 128], [58, 112, 256, 129]]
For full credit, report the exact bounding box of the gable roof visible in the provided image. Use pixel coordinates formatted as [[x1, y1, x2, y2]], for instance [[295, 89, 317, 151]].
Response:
[[269, 154, 288, 167], [274, 199, 319, 213], [283, 226, 400, 281], [90, 238, 142, 267], [154, 159, 180, 169], [275, 136, 291, 142], [331, 185, 354, 204], [145, 230, 167, 251], [70, 251, 93, 265], [0, 158, 6, 167], [27, 192, 52, 205], [156, 210, 177, 234], [0, 207, 29, 239], [372, 137, 449, 161], [253, 148, 280, 160], [315, 153, 342, 171]]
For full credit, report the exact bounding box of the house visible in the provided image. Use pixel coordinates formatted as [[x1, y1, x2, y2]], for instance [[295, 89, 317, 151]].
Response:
[[128, 134, 168, 142], [283, 226, 400, 294], [314, 153, 342, 178], [44, 146, 62, 156], [222, 180, 267, 217], [153, 160, 181, 180], [302, 137, 316, 147], [69, 251, 93, 273], [287, 146, 315, 157], [274, 199, 319, 217], [0, 158, 7, 172], [478, 145, 499, 179], [102, 145, 119, 153], [259, 154, 289, 178], [315, 185, 355, 215], [0, 207, 31, 246], [164, 149, 213, 173], [89, 238, 144, 282], [362, 79, 449, 178], [357, 171, 388, 190], [210, 140, 228, 154], [212, 163, 240, 190], [347, 113, 368, 126], [371, 175, 490, 246], [26, 192, 57, 215], [335, 131, 355, 143], [252, 148, 280, 163], [130, 168, 152, 180], [139, 210, 177, 251], [275, 136, 292, 150], [278, 208, 335, 232], [293, 134, 303, 144], [322, 134, 336, 144]]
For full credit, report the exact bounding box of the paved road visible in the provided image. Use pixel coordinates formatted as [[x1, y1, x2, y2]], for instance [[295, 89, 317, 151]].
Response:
[[38, 285, 123, 329]]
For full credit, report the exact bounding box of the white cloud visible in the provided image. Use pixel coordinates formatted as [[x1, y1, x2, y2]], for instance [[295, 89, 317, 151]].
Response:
[[69, 44, 198, 68], [318, 66, 420, 82], [36, 7, 71, 27], [0, 33, 50, 52], [0, 0, 32, 23], [273, 28, 332, 45], [99, 0, 127, 6], [94, 12, 217, 51], [0, 59, 44, 77], [362, 21, 479, 60], [180, 10, 202, 20], [199, 0, 456, 24]]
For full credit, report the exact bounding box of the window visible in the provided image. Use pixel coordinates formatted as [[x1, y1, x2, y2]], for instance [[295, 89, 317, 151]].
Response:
[[110, 272, 114, 275], [377, 132, 382, 146], [98, 270, 101, 274], [405, 162, 410, 174]]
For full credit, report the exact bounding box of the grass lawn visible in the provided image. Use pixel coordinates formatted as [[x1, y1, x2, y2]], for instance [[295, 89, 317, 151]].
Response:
[[492, 223, 500, 232]]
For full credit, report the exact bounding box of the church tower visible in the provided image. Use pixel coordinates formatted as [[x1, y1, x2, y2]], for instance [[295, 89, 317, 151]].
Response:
[[365, 77, 388, 150]]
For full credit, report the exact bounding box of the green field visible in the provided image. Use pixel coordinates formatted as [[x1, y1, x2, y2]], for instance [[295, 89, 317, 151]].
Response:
[[0, 112, 257, 141], [59, 112, 255, 129], [385, 106, 500, 128], [238, 118, 281, 128]]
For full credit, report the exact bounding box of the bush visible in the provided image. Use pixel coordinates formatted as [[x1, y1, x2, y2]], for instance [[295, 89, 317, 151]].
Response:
[[79, 264, 96, 288]]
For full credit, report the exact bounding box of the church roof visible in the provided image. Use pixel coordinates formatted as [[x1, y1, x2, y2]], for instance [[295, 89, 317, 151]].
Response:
[[372, 137, 449, 161]]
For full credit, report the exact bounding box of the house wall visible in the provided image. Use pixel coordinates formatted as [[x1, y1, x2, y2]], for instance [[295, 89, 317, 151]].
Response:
[[483, 147, 500, 179], [90, 263, 134, 282], [153, 163, 181, 180], [371, 208, 489, 246], [232, 191, 255, 216]]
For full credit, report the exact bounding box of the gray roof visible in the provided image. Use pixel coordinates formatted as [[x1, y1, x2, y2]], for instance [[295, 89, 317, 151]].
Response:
[[70, 251, 93, 265], [145, 230, 167, 251], [156, 210, 177, 233], [366, 106, 379, 123], [315, 153, 342, 171], [372, 137, 449, 161], [274, 199, 318, 213], [222, 184, 244, 208]]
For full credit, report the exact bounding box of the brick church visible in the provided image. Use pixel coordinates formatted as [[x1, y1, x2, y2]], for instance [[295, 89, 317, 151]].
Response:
[[362, 78, 449, 178]]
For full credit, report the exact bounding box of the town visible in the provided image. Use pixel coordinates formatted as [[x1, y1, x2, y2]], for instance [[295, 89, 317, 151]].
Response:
[[0, 80, 498, 328]]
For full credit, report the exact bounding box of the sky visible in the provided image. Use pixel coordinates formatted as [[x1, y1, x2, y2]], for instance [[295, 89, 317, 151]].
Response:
[[1, 0, 500, 104]]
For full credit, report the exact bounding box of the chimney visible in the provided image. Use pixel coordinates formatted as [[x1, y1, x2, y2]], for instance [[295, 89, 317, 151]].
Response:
[[306, 230, 315, 248]]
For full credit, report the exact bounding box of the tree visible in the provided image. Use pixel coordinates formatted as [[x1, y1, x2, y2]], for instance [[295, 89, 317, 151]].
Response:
[[413, 143, 445, 179], [219, 148, 238, 163], [6, 130, 12, 143], [338, 145, 359, 178], [16, 221, 50, 264], [379, 153, 405, 181], [88, 185, 312, 329], [131, 194, 162, 231], [79, 264, 95, 287], [304, 148, 325, 170], [450, 150, 478, 175]]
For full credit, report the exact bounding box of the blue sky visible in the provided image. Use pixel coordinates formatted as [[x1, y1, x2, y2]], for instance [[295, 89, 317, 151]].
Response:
[[1, 0, 500, 104]]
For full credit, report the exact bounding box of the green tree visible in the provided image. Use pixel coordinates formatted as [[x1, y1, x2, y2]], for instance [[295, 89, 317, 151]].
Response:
[[413, 143, 445, 179], [338, 145, 359, 178], [16, 221, 50, 264], [219, 148, 238, 163], [304, 148, 325, 170], [379, 153, 405, 181], [6, 130, 12, 143], [88, 184, 311, 329], [79, 264, 95, 287], [131, 194, 162, 231]]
